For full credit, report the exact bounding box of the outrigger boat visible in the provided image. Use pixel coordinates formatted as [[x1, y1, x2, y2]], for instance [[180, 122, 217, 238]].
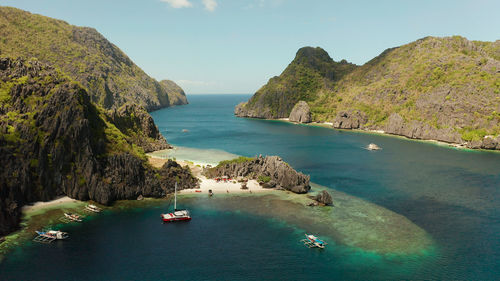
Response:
[[64, 213, 82, 222], [161, 183, 191, 222], [33, 230, 68, 243], [301, 234, 327, 249], [84, 204, 102, 213], [365, 143, 381, 150]]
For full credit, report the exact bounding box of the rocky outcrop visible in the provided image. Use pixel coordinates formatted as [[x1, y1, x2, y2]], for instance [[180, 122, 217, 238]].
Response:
[[236, 37, 500, 151], [289, 101, 312, 123], [204, 156, 310, 193], [0, 6, 188, 111], [160, 80, 188, 106], [315, 190, 333, 206], [234, 47, 357, 119], [466, 135, 500, 150], [333, 110, 367, 129], [109, 103, 171, 153], [0, 58, 197, 236], [235, 102, 275, 119], [384, 113, 464, 144]]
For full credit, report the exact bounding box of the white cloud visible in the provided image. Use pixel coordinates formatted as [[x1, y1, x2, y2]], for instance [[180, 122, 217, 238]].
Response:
[[160, 0, 193, 9], [202, 0, 217, 12]]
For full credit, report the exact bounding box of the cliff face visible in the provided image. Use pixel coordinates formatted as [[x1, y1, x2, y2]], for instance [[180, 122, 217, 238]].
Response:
[[236, 37, 500, 150], [0, 6, 188, 111], [235, 47, 357, 119], [0, 58, 198, 236], [109, 104, 171, 153], [204, 156, 310, 194], [160, 80, 188, 106]]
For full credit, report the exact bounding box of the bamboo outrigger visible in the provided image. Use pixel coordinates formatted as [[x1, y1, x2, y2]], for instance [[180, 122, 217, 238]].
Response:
[[300, 234, 327, 249], [33, 230, 68, 243], [59, 212, 83, 223], [84, 204, 102, 213]]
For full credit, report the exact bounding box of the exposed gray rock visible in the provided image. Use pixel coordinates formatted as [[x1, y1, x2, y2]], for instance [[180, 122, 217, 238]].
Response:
[[315, 190, 333, 206], [333, 110, 367, 129], [235, 102, 275, 119], [289, 101, 312, 123], [204, 155, 310, 194], [480, 136, 499, 150], [384, 113, 463, 144], [0, 58, 197, 236], [109, 103, 171, 153]]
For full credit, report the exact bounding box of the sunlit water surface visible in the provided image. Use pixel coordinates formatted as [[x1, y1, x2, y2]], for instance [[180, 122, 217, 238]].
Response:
[[1, 94, 499, 280]]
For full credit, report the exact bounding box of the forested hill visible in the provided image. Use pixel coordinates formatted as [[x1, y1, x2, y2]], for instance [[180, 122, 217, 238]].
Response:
[[236, 36, 500, 150], [0, 6, 187, 111]]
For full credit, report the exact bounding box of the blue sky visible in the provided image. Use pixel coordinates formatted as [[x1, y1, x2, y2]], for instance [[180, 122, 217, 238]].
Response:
[[2, 0, 499, 94]]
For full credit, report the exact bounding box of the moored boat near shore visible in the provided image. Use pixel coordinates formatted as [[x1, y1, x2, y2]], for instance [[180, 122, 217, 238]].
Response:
[[33, 230, 69, 243], [84, 204, 102, 213], [161, 183, 192, 222]]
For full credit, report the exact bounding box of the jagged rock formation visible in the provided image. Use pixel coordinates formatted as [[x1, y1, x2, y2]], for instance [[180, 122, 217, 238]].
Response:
[[384, 113, 463, 144], [109, 104, 171, 153], [0, 6, 188, 111], [289, 101, 312, 123], [333, 110, 367, 129], [0, 58, 197, 236], [204, 156, 310, 193], [315, 190, 333, 206], [236, 37, 500, 150], [235, 47, 357, 119]]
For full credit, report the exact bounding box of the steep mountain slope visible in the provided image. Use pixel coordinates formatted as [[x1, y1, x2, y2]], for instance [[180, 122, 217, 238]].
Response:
[[236, 37, 500, 149], [160, 79, 188, 106], [0, 58, 198, 236], [0, 6, 187, 111], [235, 47, 357, 118]]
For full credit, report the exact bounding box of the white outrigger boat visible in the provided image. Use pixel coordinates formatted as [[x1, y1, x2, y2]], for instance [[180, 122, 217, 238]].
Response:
[[33, 230, 68, 243], [161, 183, 191, 222], [84, 204, 102, 213], [301, 234, 327, 249]]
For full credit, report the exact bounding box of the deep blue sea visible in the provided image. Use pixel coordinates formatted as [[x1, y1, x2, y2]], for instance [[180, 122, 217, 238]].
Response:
[[1, 94, 500, 280]]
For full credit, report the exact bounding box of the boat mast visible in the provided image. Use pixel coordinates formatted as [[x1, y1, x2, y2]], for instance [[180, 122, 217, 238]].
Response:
[[174, 182, 177, 210]]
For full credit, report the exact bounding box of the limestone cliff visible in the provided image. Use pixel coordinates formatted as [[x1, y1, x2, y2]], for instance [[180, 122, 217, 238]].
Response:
[[160, 80, 188, 106], [235, 47, 357, 119], [289, 101, 312, 123], [0, 6, 188, 111], [0, 58, 197, 236], [236, 37, 500, 150], [204, 156, 310, 194]]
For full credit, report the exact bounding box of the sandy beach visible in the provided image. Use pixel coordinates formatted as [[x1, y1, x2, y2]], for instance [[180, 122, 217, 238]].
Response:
[[148, 154, 272, 194], [22, 196, 80, 213]]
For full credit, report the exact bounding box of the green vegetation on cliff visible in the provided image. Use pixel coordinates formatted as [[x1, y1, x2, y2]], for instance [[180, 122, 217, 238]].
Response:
[[236, 36, 500, 148], [0, 6, 187, 111], [0, 57, 197, 236], [236, 47, 357, 118]]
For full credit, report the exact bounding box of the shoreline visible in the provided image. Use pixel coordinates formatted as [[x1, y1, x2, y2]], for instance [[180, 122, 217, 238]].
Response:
[[0, 147, 436, 261], [22, 196, 80, 214], [258, 117, 499, 153], [149, 155, 275, 195]]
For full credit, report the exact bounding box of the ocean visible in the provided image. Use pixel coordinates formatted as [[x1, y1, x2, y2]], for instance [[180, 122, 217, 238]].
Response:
[[1, 94, 499, 280]]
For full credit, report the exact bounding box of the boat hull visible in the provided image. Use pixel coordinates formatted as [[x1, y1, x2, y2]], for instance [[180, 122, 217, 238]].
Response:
[[161, 216, 192, 222]]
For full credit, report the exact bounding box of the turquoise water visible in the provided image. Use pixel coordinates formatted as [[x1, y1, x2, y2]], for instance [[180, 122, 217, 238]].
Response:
[[1, 94, 500, 280]]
